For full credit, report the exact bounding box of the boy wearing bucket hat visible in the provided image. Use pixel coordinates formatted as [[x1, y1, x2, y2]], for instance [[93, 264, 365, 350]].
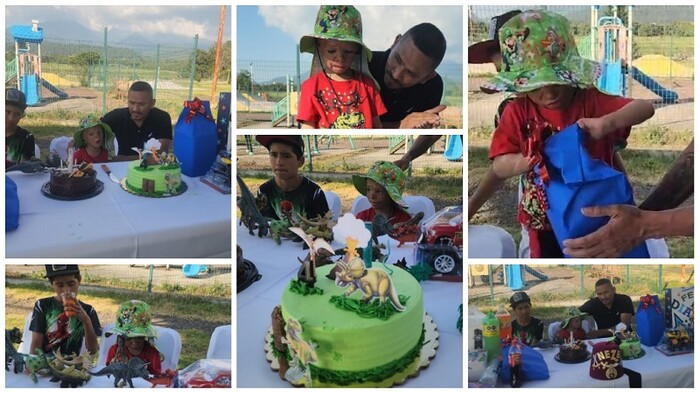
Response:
[[483, 10, 654, 257], [352, 160, 411, 224], [255, 135, 329, 222], [509, 291, 543, 346], [29, 265, 102, 356], [105, 300, 162, 375], [557, 307, 588, 341], [297, 5, 387, 129], [72, 114, 114, 164], [6, 87, 36, 166]]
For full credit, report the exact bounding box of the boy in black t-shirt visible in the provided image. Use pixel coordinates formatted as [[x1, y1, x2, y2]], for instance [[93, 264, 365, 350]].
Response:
[[509, 291, 543, 346], [29, 265, 102, 356], [254, 135, 329, 222], [5, 88, 36, 167]]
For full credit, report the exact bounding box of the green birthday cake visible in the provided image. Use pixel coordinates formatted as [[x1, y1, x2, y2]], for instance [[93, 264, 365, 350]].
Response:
[[122, 155, 183, 196]]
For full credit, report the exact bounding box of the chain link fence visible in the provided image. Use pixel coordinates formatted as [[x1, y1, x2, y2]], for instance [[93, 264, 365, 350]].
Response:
[[468, 5, 694, 133], [5, 264, 232, 299]]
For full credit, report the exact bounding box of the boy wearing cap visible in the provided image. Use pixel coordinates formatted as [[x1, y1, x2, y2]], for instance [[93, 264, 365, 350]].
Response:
[[6, 88, 36, 166], [29, 265, 102, 355], [297, 5, 386, 129], [481, 10, 654, 257], [353, 160, 411, 224], [509, 291, 543, 346], [72, 114, 114, 164], [105, 300, 162, 375], [255, 135, 329, 222]]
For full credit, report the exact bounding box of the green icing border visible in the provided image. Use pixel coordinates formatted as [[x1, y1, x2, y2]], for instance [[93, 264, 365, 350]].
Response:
[[329, 295, 410, 320], [289, 280, 325, 296], [308, 325, 425, 386]]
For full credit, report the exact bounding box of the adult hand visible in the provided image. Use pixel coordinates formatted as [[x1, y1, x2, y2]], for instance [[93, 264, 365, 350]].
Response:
[[562, 205, 646, 257], [577, 116, 614, 140], [399, 105, 447, 129], [393, 158, 411, 171]]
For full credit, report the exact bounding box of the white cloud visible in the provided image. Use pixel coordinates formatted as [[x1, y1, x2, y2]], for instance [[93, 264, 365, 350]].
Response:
[[259, 5, 463, 62]]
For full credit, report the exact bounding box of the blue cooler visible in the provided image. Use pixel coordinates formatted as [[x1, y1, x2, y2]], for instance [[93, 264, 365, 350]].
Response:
[[174, 99, 218, 177]]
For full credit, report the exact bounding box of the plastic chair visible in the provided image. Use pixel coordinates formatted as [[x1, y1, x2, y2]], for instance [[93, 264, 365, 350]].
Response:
[[467, 225, 517, 258], [206, 325, 232, 359], [324, 191, 342, 221], [49, 136, 72, 161], [547, 319, 593, 340], [96, 323, 182, 371], [350, 195, 435, 221], [34, 144, 40, 160]]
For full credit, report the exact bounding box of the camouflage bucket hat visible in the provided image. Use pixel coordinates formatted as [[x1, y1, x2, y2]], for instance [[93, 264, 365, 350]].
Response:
[[73, 114, 114, 149], [109, 300, 159, 339], [352, 161, 408, 209], [481, 9, 602, 93], [561, 307, 588, 329], [299, 5, 372, 61]]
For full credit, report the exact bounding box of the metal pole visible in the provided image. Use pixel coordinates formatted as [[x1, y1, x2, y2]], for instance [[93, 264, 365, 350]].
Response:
[[15, 41, 20, 89], [249, 62, 253, 97], [658, 265, 663, 292], [305, 136, 313, 172], [627, 6, 634, 97], [188, 34, 199, 101], [147, 264, 154, 293], [102, 27, 108, 114], [626, 265, 630, 286], [296, 44, 301, 91], [580, 265, 585, 299], [286, 75, 291, 127], [210, 5, 226, 103], [488, 265, 494, 305], [154, 44, 160, 99]]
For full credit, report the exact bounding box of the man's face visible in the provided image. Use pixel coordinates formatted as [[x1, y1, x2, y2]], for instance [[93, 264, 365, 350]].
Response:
[[384, 35, 437, 90], [6, 104, 24, 132], [50, 274, 81, 298], [127, 90, 155, 123], [268, 142, 302, 181], [596, 283, 616, 307]]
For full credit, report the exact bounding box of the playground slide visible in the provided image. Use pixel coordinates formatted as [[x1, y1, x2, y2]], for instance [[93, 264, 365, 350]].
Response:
[[21, 75, 40, 106], [444, 135, 463, 161], [506, 265, 524, 291], [630, 66, 679, 103], [522, 265, 549, 281], [40, 77, 68, 99], [182, 264, 207, 278]]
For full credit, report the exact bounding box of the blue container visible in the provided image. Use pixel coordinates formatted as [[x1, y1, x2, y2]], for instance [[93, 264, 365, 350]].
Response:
[[174, 100, 218, 177], [636, 295, 665, 346]]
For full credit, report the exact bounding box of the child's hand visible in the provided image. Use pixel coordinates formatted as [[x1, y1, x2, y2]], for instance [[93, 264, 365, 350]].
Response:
[[577, 117, 615, 140], [66, 300, 89, 323]]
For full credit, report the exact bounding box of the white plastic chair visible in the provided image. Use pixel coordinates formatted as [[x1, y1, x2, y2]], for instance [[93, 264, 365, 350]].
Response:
[[324, 191, 342, 221], [49, 136, 72, 161], [96, 323, 182, 371], [468, 225, 517, 258], [34, 144, 40, 159], [206, 325, 232, 359], [547, 319, 593, 340], [350, 195, 435, 221]]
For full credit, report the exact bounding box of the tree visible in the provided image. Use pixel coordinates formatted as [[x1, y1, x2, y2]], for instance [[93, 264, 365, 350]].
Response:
[[603, 5, 629, 26], [237, 70, 252, 93], [67, 51, 102, 87]]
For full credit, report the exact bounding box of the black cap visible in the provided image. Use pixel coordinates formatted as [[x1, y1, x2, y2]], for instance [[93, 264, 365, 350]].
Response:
[[509, 291, 531, 308], [255, 135, 305, 158], [6, 88, 27, 111], [468, 10, 522, 64], [45, 265, 80, 279]]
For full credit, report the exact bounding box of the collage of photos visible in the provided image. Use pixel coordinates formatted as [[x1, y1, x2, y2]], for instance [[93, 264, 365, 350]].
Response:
[[2, 3, 695, 391]]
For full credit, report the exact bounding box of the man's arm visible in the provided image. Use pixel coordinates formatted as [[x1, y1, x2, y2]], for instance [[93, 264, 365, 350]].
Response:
[[563, 205, 693, 257], [158, 138, 172, 154], [393, 135, 442, 171], [620, 312, 633, 328], [587, 328, 615, 339], [383, 105, 447, 129], [468, 167, 505, 221], [639, 140, 694, 211]]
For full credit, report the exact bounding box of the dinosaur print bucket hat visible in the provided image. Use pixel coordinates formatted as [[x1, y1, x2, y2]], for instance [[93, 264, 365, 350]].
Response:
[[481, 9, 602, 93], [353, 160, 408, 209], [108, 300, 159, 339], [73, 114, 114, 150], [561, 307, 588, 330], [299, 5, 371, 61]]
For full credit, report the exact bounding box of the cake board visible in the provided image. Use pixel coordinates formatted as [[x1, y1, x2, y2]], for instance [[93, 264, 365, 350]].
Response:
[[41, 180, 104, 201], [264, 312, 439, 388]]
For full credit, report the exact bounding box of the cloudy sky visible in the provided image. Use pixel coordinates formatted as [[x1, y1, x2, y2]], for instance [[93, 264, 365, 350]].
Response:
[[237, 5, 463, 64], [6, 5, 231, 44]]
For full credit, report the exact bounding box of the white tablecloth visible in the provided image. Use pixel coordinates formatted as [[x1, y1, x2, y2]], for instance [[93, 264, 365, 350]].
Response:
[[5, 372, 154, 388], [236, 225, 463, 388], [6, 162, 231, 257], [496, 338, 693, 388]]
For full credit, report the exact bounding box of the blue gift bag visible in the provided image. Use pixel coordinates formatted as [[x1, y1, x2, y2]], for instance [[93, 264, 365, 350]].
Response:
[[537, 124, 649, 258], [174, 99, 218, 177], [636, 295, 665, 346], [499, 344, 549, 382], [6, 176, 19, 231]]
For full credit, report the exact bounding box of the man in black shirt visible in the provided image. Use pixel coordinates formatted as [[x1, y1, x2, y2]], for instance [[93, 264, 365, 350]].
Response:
[[369, 23, 447, 129], [101, 81, 172, 160], [580, 278, 635, 338]]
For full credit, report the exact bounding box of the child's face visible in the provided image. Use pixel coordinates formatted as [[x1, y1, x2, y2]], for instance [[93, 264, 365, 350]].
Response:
[[568, 316, 582, 330], [50, 274, 81, 298], [514, 302, 531, 320], [125, 336, 146, 354], [82, 126, 104, 149], [6, 105, 24, 132], [365, 179, 392, 211], [318, 39, 359, 75], [268, 142, 302, 181], [524, 85, 575, 110]]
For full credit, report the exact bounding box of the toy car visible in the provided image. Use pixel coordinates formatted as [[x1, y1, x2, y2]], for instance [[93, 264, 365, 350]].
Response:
[[414, 206, 463, 276]]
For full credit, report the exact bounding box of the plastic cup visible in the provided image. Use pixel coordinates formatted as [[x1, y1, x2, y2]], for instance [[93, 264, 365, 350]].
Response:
[[61, 292, 77, 317]]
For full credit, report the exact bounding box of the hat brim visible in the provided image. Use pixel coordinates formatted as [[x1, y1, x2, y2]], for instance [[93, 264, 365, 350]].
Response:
[[468, 40, 500, 64], [255, 136, 304, 152], [481, 57, 602, 93], [300, 35, 373, 62], [73, 123, 114, 150], [352, 174, 408, 209]]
